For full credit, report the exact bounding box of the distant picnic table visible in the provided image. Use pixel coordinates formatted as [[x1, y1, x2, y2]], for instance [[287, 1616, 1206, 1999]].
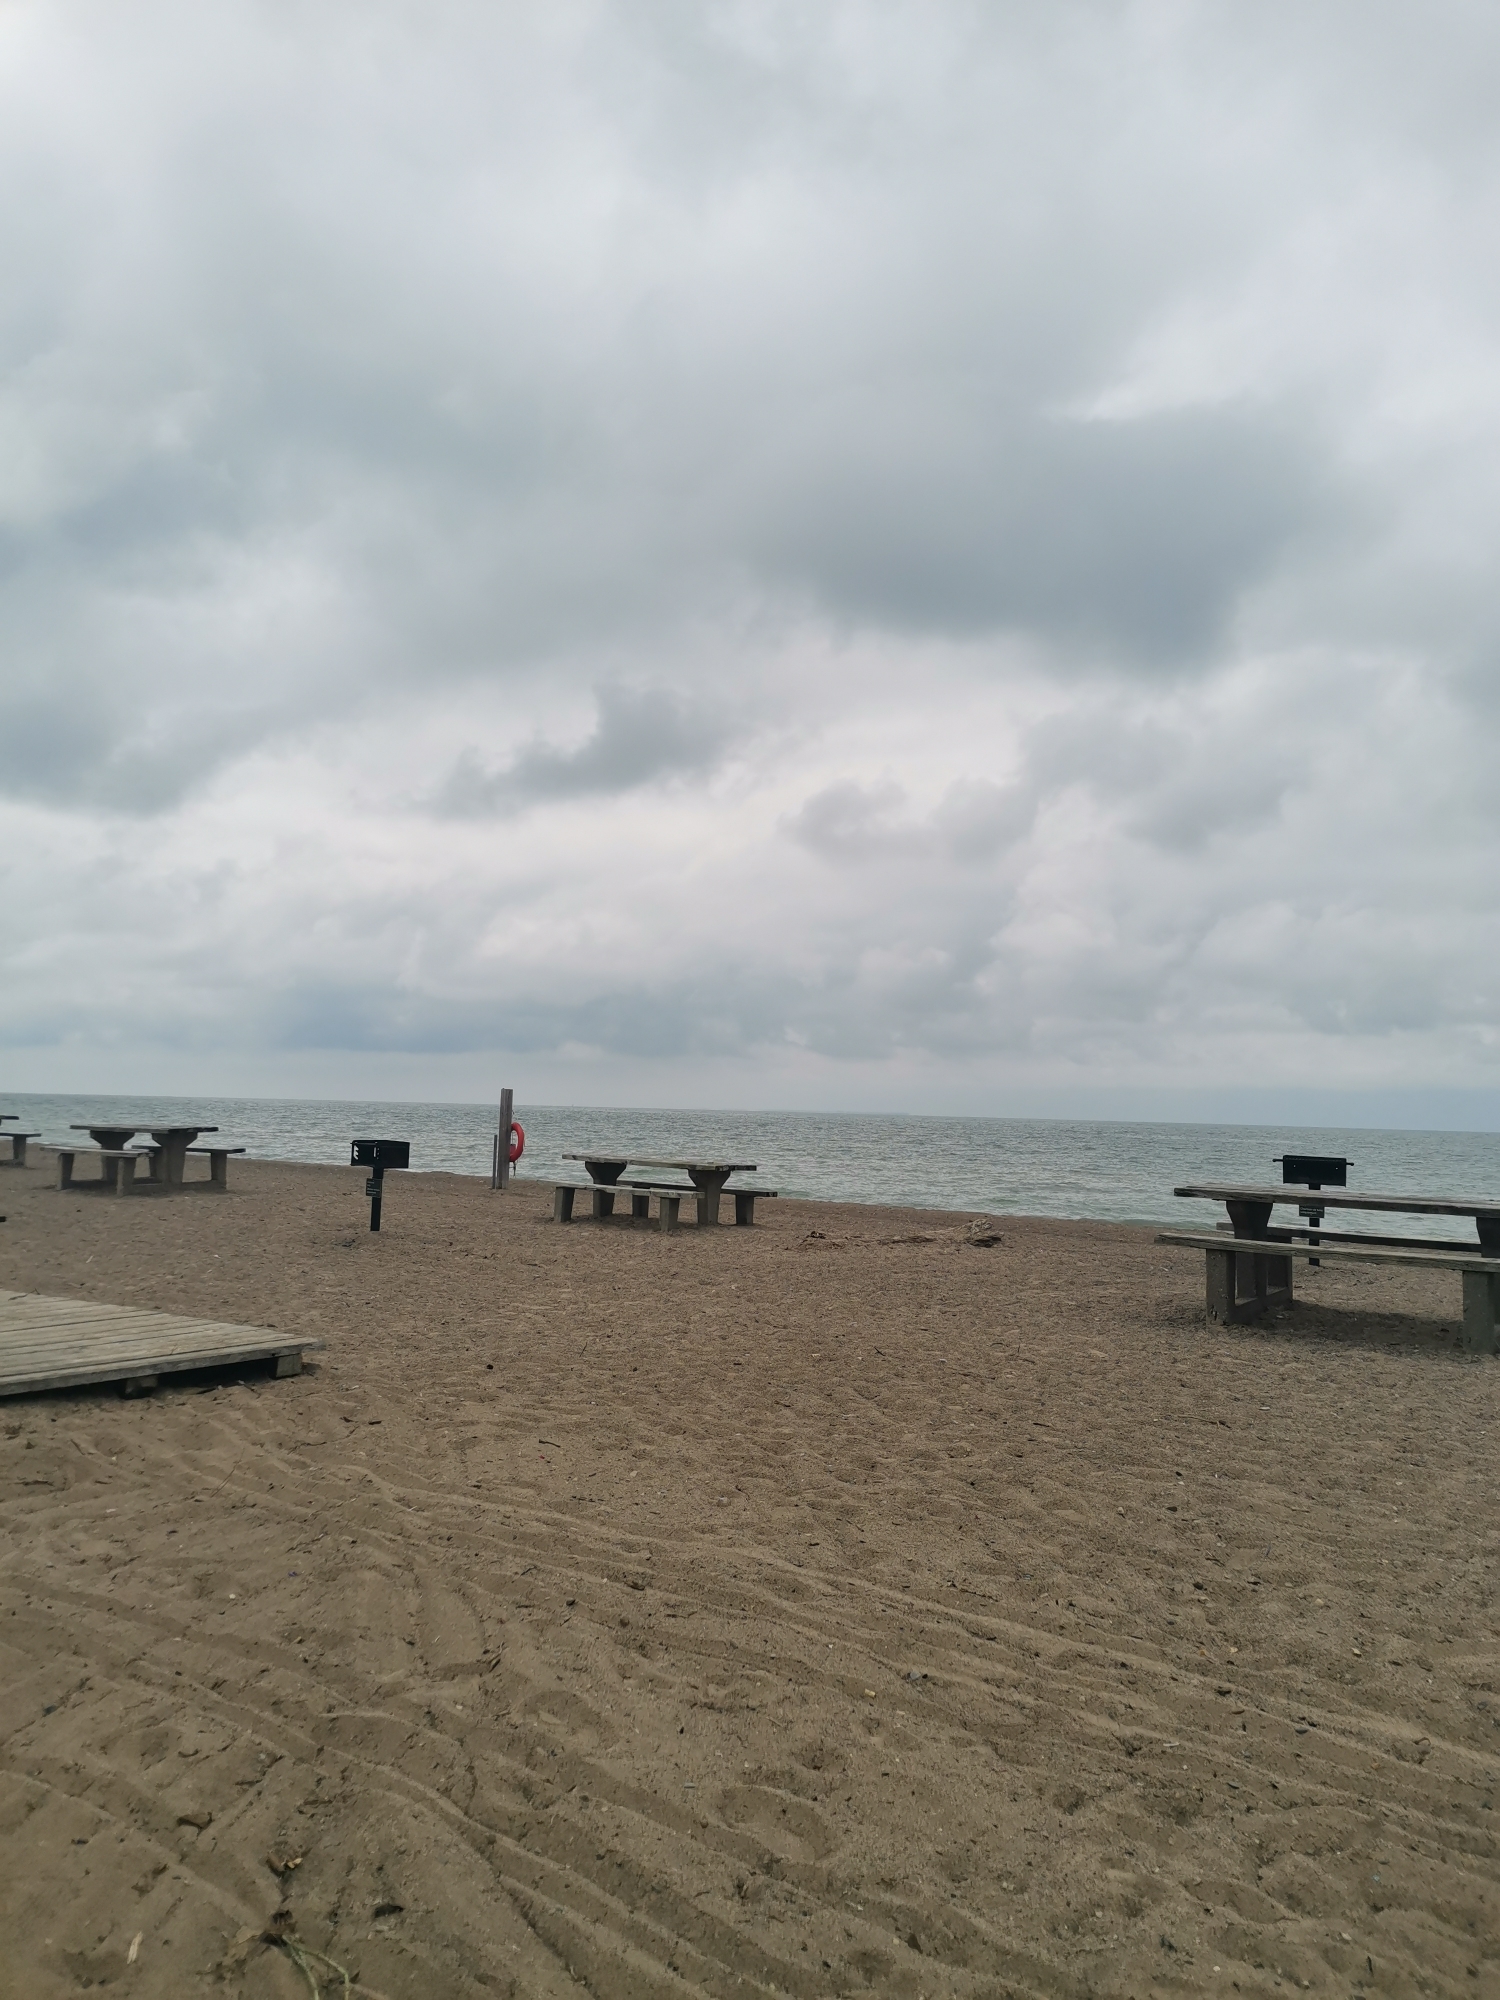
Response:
[[0, 1113, 40, 1167], [557, 1153, 770, 1229], [61, 1123, 244, 1194], [1159, 1180, 1500, 1351]]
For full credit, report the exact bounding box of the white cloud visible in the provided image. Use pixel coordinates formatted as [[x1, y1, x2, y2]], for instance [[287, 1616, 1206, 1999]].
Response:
[[3, 0, 1499, 1112]]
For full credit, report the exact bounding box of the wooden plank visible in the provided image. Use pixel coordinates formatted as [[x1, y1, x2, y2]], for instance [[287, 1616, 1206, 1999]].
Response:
[[1174, 1184, 1500, 1219], [0, 1309, 302, 1346], [0, 1296, 162, 1321], [0, 1324, 322, 1364], [3, 1337, 308, 1374], [0, 1322, 280, 1357], [1157, 1230, 1496, 1273], [0, 1321, 177, 1347], [2, 1348, 316, 1398], [560, 1154, 757, 1172], [1, 1346, 323, 1398], [1245, 1225, 1487, 1254], [0, 1307, 176, 1335], [0, 1291, 323, 1399]]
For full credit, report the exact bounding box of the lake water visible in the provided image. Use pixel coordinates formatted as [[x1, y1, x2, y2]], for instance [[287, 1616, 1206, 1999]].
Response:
[[7, 1092, 1498, 1240]]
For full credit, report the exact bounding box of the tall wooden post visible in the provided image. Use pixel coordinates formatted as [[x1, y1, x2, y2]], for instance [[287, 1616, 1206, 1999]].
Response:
[[493, 1087, 514, 1191]]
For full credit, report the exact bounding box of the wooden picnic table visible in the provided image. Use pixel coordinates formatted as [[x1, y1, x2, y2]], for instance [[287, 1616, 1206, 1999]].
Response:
[[1174, 1182, 1500, 1254], [69, 1123, 219, 1191], [1163, 1181, 1500, 1347], [0, 1111, 41, 1166], [562, 1153, 758, 1227]]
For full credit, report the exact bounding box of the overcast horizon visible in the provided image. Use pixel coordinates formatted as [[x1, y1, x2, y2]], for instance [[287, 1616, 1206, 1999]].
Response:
[[3, 3, 1498, 1128]]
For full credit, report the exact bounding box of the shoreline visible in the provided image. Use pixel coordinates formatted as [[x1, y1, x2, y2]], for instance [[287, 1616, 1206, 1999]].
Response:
[[8, 1100, 1496, 1234]]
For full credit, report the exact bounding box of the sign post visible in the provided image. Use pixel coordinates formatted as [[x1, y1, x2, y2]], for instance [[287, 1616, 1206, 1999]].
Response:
[[491, 1090, 524, 1189], [352, 1138, 411, 1232], [1275, 1153, 1351, 1269], [492, 1088, 513, 1190]]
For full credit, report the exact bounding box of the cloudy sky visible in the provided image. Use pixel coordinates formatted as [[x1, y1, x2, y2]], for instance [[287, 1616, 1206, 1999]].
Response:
[[3, 1, 1498, 1121]]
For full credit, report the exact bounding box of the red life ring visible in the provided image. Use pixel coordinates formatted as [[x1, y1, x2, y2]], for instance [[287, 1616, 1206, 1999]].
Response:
[[507, 1121, 525, 1164]]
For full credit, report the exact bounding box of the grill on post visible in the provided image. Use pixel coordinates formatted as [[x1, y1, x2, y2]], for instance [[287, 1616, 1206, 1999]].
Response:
[[351, 1138, 411, 1232], [1274, 1154, 1351, 1267]]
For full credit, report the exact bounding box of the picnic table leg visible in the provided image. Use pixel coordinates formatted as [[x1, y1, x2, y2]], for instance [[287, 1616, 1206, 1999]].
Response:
[[1217, 1201, 1293, 1319], [145, 1148, 164, 1182], [209, 1149, 229, 1188], [659, 1194, 680, 1233], [688, 1170, 728, 1226], [1206, 1242, 1289, 1323], [1266, 1251, 1294, 1310], [1225, 1199, 1273, 1236], [553, 1186, 576, 1223], [631, 1191, 650, 1223], [1462, 1271, 1499, 1355], [114, 1155, 137, 1197], [88, 1129, 133, 1189], [591, 1187, 617, 1221], [733, 1190, 756, 1226], [58, 1150, 75, 1190], [1206, 1246, 1235, 1321]]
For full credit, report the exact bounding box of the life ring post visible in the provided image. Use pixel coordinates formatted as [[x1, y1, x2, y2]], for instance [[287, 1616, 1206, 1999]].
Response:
[[492, 1086, 519, 1190]]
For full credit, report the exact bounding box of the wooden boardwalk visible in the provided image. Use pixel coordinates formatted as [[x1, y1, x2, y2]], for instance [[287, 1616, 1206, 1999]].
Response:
[[0, 1290, 324, 1398]]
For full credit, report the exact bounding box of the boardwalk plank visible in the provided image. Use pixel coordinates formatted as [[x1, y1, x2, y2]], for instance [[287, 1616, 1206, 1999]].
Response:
[[0, 1291, 323, 1398]]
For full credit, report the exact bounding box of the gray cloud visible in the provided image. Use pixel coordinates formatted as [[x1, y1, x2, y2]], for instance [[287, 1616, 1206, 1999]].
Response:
[[787, 777, 1034, 864], [1023, 706, 1305, 854], [433, 684, 734, 816], [785, 779, 911, 861], [4, 3, 1500, 1107], [0, 0, 1406, 821], [749, 404, 1332, 659]]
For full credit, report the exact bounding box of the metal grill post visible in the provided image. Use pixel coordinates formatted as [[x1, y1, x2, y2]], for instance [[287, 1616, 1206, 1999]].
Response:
[[1275, 1153, 1351, 1269]]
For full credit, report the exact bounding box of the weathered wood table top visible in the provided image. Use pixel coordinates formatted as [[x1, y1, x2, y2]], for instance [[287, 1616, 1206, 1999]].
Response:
[[1176, 1181, 1500, 1255], [562, 1153, 756, 1186], [67, 1122, 221, 1190], [1175, 1182, 1500, 1220], [563, 1154, 756, 1171]]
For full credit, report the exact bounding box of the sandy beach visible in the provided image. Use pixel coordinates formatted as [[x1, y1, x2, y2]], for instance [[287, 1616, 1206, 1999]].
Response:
[[2, 1158, 1497, 1998]]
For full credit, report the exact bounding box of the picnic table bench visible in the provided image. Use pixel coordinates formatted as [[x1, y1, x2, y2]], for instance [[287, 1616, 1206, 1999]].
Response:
[[181, 1144, 247, 1188], [556, 1154, 776, 1229], [57, 1148, 144, 1194], [68, 1122, 221, 1190], [1159, 1182, 1500, 1352], [553, 1178, 695, 1231], [58, 1132, 246, 1193]]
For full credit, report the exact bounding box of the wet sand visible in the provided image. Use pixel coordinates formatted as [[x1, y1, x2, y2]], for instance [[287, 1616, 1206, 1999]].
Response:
[[1, 1157, 1497, 1998]]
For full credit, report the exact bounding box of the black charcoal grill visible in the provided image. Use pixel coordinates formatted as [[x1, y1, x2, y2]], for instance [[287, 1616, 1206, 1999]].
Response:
[[1274, 1153, 1351, 1265]]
